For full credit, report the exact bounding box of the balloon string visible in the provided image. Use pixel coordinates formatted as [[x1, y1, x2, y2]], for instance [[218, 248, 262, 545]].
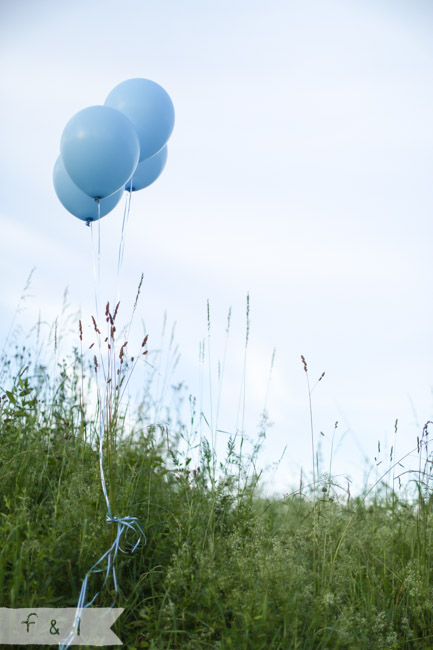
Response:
[[60, 194, 145, 649], [97, 200, 101, 304], [58, 511, 145, 649], [90, 223, 99, 319], [99, 400, 112, 516], [89, 200, 102, 318], [116, 181, 133, 303]]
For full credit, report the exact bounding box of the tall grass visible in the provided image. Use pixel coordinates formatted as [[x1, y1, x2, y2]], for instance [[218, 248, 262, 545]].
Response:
[[1, 293, 433, 649]]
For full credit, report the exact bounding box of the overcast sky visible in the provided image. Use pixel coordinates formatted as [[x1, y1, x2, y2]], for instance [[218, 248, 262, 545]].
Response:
[[1, 0, 433, 497]]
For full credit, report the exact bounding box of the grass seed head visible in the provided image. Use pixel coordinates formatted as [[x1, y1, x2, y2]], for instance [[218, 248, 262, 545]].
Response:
[[91, 316, 101, 335]]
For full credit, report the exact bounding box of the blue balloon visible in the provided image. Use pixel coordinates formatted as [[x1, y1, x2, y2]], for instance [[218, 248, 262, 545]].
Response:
[[60, 105, 140, 199], [105, 78, 175, 161], [126, 146, 168, 192], [53, 156, 124, 222]]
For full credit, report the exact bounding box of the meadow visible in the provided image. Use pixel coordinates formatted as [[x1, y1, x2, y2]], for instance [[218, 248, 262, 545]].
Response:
[[1, 291, 433, 650]]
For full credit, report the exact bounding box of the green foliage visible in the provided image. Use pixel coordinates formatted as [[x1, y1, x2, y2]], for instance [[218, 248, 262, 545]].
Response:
[[1, 312, 433, 649]]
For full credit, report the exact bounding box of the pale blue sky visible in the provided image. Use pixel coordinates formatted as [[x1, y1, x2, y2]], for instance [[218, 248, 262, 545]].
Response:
[[1, 0, 433, 496]]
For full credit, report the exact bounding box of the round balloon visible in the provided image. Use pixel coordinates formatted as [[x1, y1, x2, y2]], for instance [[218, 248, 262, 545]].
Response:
[[60, 105, 140, 199], [126, 146, 168, 192], [53, 156, 124, 222], [105, 78, 174, 161]]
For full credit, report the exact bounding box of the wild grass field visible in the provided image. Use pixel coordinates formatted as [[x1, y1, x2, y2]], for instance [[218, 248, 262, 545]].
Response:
[[1, 291, 433, 650]]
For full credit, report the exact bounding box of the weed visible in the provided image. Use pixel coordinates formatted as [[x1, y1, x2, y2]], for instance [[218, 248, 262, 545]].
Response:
[[1, 294, 433, 649]]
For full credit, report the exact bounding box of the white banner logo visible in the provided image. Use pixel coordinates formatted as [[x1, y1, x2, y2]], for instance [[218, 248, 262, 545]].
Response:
[[0, 608, 124, 645]]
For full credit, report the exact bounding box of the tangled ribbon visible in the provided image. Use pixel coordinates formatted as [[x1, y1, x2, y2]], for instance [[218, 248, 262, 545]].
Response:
[[59, 415, 146, 649]]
